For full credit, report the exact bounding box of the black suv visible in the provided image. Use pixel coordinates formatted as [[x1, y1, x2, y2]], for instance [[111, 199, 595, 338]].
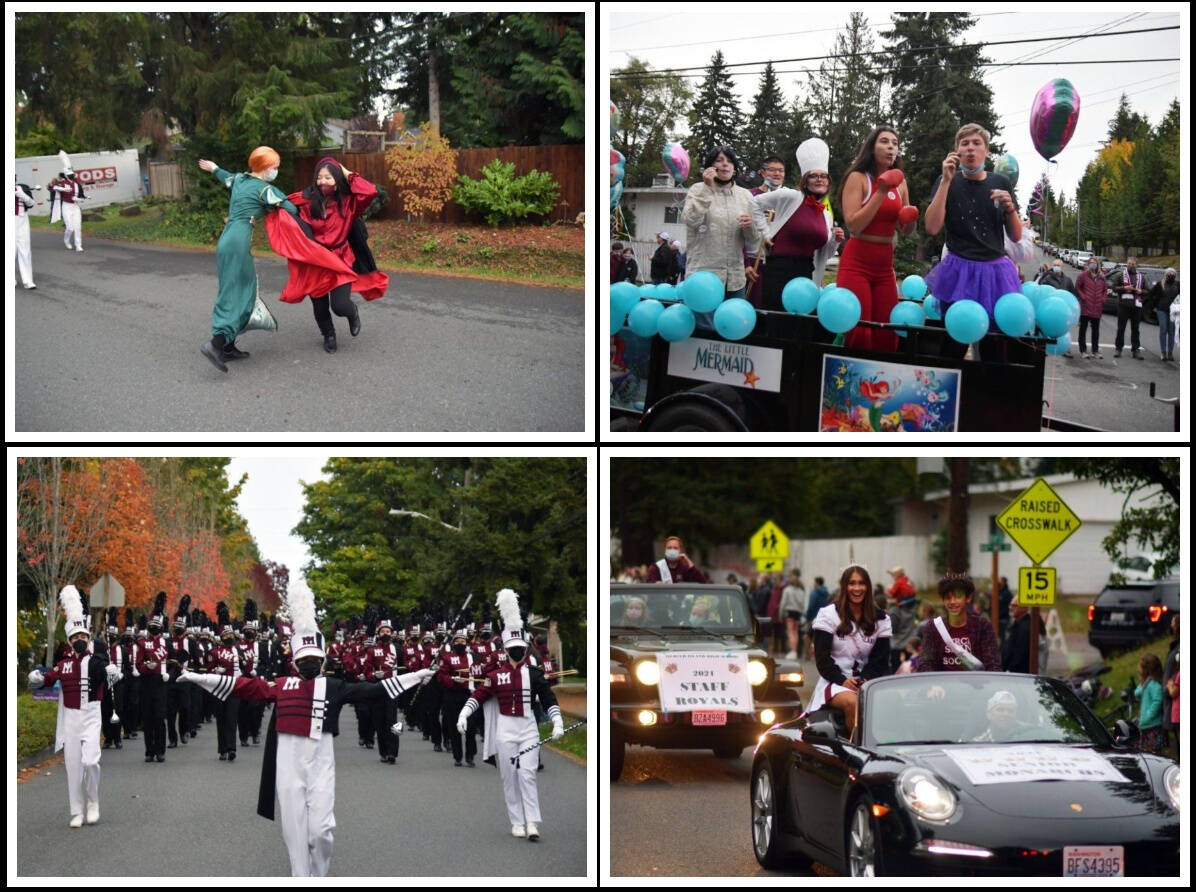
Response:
[[1102, 265, 1176, 323], [1087, 577, 1179, 657], [610, 583, 804, 781]]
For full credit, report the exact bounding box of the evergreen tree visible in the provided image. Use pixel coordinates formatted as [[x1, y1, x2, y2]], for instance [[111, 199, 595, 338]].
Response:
[[776, 93, 816, 189], [1150, 99, 1180, 253], [881, 12, 1002, 261], [804, 13, 886, 202], [611, 57, 694, 188], [743, 63, 790, 179], [686, 50, 745, 170], [1105, 94, 1150, 144]]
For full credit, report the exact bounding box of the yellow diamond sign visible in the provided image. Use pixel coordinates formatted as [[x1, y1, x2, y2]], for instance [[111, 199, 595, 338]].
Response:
[[995, 478, 1082, 565], [749, 520, 789, 560]]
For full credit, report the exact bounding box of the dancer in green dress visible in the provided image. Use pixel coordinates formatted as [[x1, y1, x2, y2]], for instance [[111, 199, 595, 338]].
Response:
[[198, 146, 303, 373]]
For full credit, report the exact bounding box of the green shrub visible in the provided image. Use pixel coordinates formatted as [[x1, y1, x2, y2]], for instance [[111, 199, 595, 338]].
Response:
[[475, 245, 495, 260], [420, 236, 440, 254], [453, 159, 560, 227]]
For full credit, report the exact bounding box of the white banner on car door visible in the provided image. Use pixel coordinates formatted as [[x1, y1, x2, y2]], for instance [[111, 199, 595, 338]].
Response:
[[666, 337, 783, 393], [656, 651, 755, 714], [945, 745, 1130, 785]]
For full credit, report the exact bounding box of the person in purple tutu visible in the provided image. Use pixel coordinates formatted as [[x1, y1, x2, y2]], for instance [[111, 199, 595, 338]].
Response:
[[924, 124, 1027, 361]]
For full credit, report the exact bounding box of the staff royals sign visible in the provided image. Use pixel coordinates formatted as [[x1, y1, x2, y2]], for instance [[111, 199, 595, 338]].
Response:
[[656, 651, 755, 714]]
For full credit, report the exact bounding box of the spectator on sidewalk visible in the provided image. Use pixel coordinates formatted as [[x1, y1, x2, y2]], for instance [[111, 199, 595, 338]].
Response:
[[804, 576, 830, 658], [779, 570, 807, 660], [1075, 257, 1107, 358], [1001, 595, 1032, 673], [1114, 256, 1146, 360], [650, 232, 680, 285], [1162, 614, 1180, 750], [1148, 268, 1179, 361], [1039, 260, 1074, 294], [887, 582, 920, 674], [615, 246, 639, 284]]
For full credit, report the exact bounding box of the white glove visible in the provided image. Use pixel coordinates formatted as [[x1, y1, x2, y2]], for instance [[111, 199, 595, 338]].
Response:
[[456, 714, 468, 734], [551, 719, 565, 741], [27, 670, 44, 689], [374, 670, 386, 679], [416, 667, 436, 681], [105, 663, 120, 685], [177, 670, 198, 684]]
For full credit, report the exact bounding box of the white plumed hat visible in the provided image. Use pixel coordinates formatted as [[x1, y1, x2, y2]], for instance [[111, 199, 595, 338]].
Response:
[[496, 587, 526, 649], [795, 138, 830, 177], [60, 585, 90, 639], [289, 586, 325, 663], [58, 149, 74, 175]]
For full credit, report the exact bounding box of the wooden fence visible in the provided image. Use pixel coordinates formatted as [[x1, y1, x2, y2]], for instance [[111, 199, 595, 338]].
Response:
[[293, 144, 583, 224], [147, 161, 183, 198]]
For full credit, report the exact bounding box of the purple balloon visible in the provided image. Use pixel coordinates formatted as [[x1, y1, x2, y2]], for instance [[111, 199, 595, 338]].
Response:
[[662, 142, 691, 184]]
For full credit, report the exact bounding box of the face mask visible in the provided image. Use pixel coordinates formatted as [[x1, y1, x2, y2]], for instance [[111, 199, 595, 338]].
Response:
[[319, 183, 336, 195], [377, 635, 391, 645], [297, 660, 322, 680], [507, 647, 527, 663], [72, 639, 89, 655], [262, 168, 279, 182], [453, 643, 467, 654], [245, 632, 256, 641], [481, 631, 492, 641], [222, 637, 235, 647], [1053, 267, 1063, 275], [664, 549, 680, 561], [959, 161, 984, 176]]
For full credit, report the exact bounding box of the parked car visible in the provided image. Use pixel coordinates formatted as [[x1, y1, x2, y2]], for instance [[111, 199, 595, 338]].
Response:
[[750, 672, 1179, 876], [1073, 251, 1093, 268], [610, 583, 804, 781], [1087, 577, 1179, 657], [1101, 265, 1174, 322], [1119, 551, 1176, 582]]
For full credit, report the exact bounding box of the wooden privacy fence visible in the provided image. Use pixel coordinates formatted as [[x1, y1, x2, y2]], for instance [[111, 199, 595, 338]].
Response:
[[147, 161, 183, 198], [294, 144, 583, 224]]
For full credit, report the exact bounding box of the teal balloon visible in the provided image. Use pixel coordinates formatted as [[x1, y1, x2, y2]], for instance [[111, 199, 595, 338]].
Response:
[[889, 300, 925, 337], [682, 270, 725, 313], [657, 303, 696, 342], [821, 282, 837, 298], [654, 282, 677, 302], [924, 294, 942, 321], [781, 276, 820, 314], [1021, 281, 1044, 308], [944, 299, 990, 344], [900, 275, 928, 301], [638, 282, 658, 298], [610, 180, 623, 210], [994, 292, 1035, 337], [1035, 295, 1071, 338], [628, 298, 664, 337], [1062, 293, 1081, 327], [610, 283, 640, 332], [1046, 333, 1071, 356], [993, 153, 1019, 188], [817, 287, 861, 334], [713, 298, 757, 340]]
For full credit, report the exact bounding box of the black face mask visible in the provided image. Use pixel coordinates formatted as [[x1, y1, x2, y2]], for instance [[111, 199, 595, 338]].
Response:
[[377, 635, 391, 645], [452, 643, 467, 654], [222, 637, 235, 647], [481, 631, 492, 641], [245, 632, 256, 641], [507, 647, 527, 663], [72, 639, 89, 655], [297, 660, 323, 680]]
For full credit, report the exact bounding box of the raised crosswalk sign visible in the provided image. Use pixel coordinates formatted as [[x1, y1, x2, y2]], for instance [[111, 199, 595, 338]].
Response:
[[996, 478, 1082, 565]]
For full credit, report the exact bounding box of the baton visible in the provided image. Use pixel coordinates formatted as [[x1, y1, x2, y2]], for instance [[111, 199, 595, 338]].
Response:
[[403, 592, 475, 716], [510, 719, 586, 764]]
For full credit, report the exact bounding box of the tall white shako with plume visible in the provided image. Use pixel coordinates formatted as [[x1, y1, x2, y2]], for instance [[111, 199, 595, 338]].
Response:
[[496, 587, 525, 651], [58, 149, 74, 176], [290, 585, 325, 666], [61, 584, 90, 640]]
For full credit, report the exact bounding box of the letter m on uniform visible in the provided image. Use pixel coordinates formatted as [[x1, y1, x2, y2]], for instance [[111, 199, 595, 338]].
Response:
[[497, 672, 512, 685]]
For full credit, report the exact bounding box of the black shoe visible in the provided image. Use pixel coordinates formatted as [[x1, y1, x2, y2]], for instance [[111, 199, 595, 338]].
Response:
[[381, 755, 389, 763], [466, 759, 475, 767], [128, 732, 138, 739], [114, 740, 122, 749], [201, 339, 229, 372], [484, 755, 496, 766], [228, 752, 236, 762], [422, 734, 430, 741], [219, 752, 228, 761], [222, 343, 250, 361], [323, 332, 337, 353], [388, 756, 396, 764], [168, 741, 178, 749], [433, 744, 443, 753], [103, 741, 112, 749], [538, 762, 545, 772], [240, 739, 248, 746], [349, 308, 361, 337], [155, 755, 165, 763], [252, 735, 260, 745], [454, 759, 463, 767], [359, 739, 366, 747], [180, 735, 187, 745], [145, 755, 154, 762]]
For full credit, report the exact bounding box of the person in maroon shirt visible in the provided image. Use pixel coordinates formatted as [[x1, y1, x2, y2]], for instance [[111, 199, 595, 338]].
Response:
[[208, 604, 246, 761], [136, 592, 171, 762], [917, 573, 1002, 698], [362, 616, 402, 764], [645, 535, 711, 584], [438, 629, 480, 766], [27, 585, 116, 826]]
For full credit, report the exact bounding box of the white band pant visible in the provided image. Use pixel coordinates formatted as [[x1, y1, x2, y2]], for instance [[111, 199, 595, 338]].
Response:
[[275, 732, 337, 877], [62, 700, 102, 819], [494, 712, 541, 826]]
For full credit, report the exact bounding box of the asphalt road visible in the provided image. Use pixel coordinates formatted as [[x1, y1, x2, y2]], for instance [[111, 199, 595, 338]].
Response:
[[17, 705, 587, 877], [1013, 247, 1180, 432], [14, 230, 584, 433]]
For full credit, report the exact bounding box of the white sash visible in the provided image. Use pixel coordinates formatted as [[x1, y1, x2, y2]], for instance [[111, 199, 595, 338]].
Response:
[[309, 676, 327, 739], [933, 617, 985, 670], [656, 559, 673, 584]]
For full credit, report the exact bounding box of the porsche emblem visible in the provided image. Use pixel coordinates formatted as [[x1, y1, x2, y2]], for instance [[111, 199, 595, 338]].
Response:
[[1069, 803, 1083, 813], [664, 663, 678, 674]]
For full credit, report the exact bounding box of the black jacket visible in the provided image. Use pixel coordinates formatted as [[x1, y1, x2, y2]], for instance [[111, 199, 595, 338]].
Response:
[[1002, 613, 1031, 673]]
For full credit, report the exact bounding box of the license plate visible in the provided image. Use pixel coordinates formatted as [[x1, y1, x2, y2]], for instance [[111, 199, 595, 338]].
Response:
[[691, 710, 727, 726], [1063, 845, 1123, 877], [1108, 612, 1126, 623]]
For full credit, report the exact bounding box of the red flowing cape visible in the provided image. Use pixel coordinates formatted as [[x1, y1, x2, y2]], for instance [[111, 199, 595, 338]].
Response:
[[265, 211, 388, 303]]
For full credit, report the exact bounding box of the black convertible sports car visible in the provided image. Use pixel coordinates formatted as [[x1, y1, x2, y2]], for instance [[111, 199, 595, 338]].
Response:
[[750, 672, 1179, 876]]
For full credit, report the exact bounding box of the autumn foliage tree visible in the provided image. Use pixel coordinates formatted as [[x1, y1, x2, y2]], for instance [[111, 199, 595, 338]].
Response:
[[384, 122, 458, 219]]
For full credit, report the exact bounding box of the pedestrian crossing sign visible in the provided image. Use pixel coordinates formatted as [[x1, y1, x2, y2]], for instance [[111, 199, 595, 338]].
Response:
[[996, 478, 1082, 565], [750, 521, 789, 560]]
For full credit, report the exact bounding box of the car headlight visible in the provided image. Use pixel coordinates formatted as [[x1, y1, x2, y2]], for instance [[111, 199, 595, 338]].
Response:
[[635, 660, 660, 686], [759, 708, 776, 725], [898, 767, 957, 822], [778, 670, 804, 684], [747, 659, 768, 686], [1163, 764, 1180, 812], [610, 670, 629, 685]]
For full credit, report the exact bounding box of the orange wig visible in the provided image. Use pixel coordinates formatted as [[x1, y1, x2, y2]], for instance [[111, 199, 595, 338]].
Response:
[[248, 146, 280, 173]]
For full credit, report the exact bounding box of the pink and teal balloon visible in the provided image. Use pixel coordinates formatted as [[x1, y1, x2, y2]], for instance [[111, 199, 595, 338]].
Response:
[[610, 179, 623, 210], [1030, 78, 1081, 160], [993, 153, 1019, 188], [662, 142, 691, 185], [610, 103, 621, 132], [610, 147, 625, 184]]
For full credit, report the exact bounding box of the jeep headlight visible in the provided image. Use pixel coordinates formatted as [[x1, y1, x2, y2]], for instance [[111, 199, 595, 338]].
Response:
[[1163, 764, 1180, 812], [898, 767, 957, 822], [747, 659, 768, 686], [635, 660, 660, 686]]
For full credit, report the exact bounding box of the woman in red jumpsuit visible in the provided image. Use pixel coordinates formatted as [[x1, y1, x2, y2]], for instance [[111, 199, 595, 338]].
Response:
[[283, 158, 389, 353], [836, 127, 918, 352]]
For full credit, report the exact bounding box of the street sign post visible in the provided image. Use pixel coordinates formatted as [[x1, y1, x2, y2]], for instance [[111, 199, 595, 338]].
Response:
[[979, 532, 1012, 634], [749, 521, 789, 562], [756, 558, 784, 573], [996, 479, 1081, 674]]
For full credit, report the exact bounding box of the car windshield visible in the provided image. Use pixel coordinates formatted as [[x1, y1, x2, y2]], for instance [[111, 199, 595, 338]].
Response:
[[611, 588, 753, 633], [862, 674, 1112, 747]]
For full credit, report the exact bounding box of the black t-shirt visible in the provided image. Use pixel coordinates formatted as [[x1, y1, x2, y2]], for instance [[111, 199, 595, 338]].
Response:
[[931, 171, 1018, 261]]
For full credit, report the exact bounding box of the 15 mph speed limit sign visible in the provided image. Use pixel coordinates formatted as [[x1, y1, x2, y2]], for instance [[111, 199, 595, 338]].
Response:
[[1018, 566, 1056, 606]]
